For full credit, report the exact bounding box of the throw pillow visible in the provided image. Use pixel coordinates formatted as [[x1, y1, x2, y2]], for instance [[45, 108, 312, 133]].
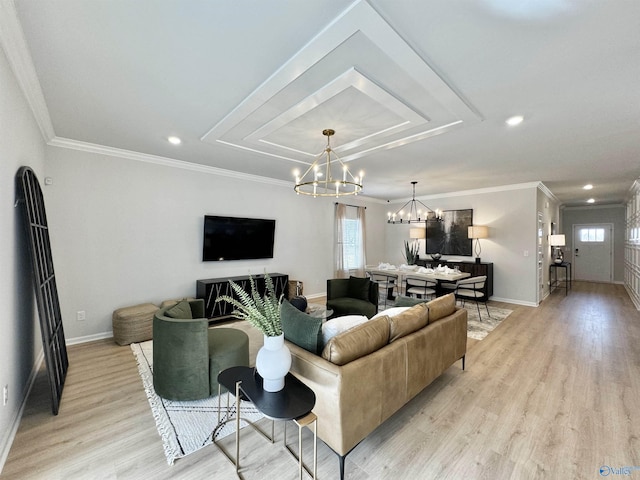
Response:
[[371, 306, 410, 319], [347, 276, 371, 301], [388, 303, 428, 342], [321, 314, 369, 347], [394, 295, 427, 307], [322, 315, 390, 366], [164, 300, 193, 319], [427, 293, 456, 324], [281, 300, 323, 354]]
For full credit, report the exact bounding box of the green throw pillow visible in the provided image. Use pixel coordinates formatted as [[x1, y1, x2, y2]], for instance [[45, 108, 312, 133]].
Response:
[[165, 300, 193, 319], [394, 295, 427, 307], [281, 300, 323, 354], [348, 276, 371, 301]]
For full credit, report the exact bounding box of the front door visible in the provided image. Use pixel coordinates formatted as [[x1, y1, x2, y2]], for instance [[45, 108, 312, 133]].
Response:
[[573, 224, 613, 282]]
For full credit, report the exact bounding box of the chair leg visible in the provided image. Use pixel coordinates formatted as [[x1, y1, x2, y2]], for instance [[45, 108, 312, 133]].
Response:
[[475, 300, 482, 321], [484, 302, 491, 318]]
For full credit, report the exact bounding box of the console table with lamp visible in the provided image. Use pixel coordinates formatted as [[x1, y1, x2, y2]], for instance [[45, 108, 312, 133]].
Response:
[[549, 234, 571, 295]]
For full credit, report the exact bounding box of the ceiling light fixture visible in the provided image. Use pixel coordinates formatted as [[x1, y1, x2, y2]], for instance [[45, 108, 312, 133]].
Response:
[[167, 136, 182, 145], [387, 181, 442, 224], [587, 198, 595, 204], [293, 129, 363, 197], [505, 115, 524, 126], [583, 184, 593, 190]]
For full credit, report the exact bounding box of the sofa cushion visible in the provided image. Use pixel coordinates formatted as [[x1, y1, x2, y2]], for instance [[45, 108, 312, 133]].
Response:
[[347, 276, 371, 301], [388, 303, 429, 342], [394, 295, 427, 307], [321, 314, 369, 347], [322, 315, 390, 366], [427, 293, 456, 324], [281, 300, 323, 354], [165, 300, 193, 319]]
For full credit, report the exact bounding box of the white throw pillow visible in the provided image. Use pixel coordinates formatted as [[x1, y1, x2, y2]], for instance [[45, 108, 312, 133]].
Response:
[[321, 315, 369, 347], [371, 307, 410, 319]]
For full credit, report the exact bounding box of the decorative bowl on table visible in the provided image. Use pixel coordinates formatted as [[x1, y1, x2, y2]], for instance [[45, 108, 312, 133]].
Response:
[[430, 253, 442, 261]]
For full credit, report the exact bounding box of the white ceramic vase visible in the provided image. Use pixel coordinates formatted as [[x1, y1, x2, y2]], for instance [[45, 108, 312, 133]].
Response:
[[255, 333, 291, 392]]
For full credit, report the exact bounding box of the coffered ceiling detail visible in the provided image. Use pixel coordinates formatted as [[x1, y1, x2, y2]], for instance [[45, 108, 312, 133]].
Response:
[[202, 0, 481, 167]]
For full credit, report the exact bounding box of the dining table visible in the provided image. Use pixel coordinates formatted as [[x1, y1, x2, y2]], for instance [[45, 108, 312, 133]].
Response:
[[366, 265, 471, 297]]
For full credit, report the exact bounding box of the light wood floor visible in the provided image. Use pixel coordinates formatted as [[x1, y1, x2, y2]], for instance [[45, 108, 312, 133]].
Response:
[[3, 283, 640, 479]]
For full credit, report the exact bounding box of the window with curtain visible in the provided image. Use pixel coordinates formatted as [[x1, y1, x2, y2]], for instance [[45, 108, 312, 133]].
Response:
[[335, 204, 366, 278]]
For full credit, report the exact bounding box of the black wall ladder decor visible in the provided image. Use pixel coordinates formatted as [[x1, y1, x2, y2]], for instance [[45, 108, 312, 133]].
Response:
[[16, 166, 68, 415]]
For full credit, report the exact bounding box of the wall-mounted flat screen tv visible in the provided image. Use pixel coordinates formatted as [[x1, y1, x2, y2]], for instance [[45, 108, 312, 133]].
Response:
[[203, 215, 276, 261]]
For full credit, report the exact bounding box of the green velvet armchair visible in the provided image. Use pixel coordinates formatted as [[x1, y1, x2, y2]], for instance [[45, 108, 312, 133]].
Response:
[[153, 299, 249, 401], [326, 276, 378, 319]]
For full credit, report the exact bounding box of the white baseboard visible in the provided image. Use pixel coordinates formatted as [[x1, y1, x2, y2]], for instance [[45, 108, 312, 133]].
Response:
[[0, 350, 44, 475], [66, 331, 113, 346], [489, 296, 539, 307]]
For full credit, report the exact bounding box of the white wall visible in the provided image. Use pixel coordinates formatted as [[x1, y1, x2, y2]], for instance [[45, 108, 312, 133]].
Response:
[[0, 46, 46, 471], [44, 146, 388, 341], [382, 184, 540, 305]]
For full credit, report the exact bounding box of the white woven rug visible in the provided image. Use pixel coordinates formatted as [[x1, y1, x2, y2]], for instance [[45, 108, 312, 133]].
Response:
[[131, 341, 263, 465]]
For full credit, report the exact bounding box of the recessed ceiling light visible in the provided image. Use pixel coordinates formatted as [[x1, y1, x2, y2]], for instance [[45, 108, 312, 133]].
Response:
[[167, 136, 182, 145], [587, 198, 595, 204], [583, 184, 593, 190], [505, 115, 524, 126]]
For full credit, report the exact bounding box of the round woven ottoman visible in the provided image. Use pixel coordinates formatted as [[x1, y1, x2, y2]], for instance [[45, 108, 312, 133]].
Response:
[[207, 328, 250, 394], [112, 303, 159, 345]]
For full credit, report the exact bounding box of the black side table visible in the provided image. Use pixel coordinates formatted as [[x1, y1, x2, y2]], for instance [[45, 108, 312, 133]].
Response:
[[549, 262, 572, 295], [215, 366, 317, 479]]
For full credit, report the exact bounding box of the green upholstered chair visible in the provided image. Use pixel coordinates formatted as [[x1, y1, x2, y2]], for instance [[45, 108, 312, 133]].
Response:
[[326, 276, 378, 319], [152, 299, 249, 401]]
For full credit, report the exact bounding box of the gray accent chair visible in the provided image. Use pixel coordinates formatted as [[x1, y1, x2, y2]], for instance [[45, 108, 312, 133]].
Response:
[[326, 276, 378, 319]]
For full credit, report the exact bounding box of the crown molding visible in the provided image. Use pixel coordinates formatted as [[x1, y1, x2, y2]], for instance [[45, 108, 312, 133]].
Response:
[[0, 0, 55, 142], [385, 181, 545, 204], [47, 137, 292, 188]]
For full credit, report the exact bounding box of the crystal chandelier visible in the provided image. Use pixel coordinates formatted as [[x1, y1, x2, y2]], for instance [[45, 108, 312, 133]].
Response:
[[293, 129, 363, 197], [387, 181, 442, 223]]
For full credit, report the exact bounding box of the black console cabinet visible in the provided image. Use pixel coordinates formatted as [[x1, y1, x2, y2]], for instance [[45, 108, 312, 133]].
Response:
[[417, 260, 494, 298], [197, 273, 289, 320]]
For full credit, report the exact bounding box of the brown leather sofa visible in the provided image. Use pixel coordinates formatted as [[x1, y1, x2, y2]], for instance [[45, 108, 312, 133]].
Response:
[[287, 293, 467, 479]]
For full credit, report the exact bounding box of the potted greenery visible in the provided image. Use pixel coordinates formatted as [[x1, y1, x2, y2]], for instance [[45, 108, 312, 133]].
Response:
[[215, 273, 290, 392], [403, 240, 419, 265]]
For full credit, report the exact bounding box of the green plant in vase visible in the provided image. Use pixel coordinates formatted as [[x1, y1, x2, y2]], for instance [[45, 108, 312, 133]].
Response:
[[403, 240, 419, 265], [215, 273, 282, 336]]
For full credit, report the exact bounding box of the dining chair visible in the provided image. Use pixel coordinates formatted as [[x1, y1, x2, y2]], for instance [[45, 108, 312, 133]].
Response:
[[454, 275, 490, 320], [404, 275, 437, 300], [367, 271, 399, 308]]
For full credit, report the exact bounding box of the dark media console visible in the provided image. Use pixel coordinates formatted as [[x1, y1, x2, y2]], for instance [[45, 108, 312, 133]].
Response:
[[196, 273, 289, 320]]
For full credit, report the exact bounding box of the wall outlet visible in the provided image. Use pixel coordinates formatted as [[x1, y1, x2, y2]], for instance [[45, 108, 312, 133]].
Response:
[[3, 385, 8, 406], [76, 310, 86, 322]]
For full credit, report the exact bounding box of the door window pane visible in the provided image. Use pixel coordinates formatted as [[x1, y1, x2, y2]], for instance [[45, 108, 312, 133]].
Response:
[[579, 228, 605, 242]]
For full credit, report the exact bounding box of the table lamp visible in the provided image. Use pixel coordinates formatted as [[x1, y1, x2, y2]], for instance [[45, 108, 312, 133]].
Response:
[[549, 234, 566, 264], [468, 225, 489, 264]]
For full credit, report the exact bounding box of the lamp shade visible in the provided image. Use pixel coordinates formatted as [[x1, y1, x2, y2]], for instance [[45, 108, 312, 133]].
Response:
[[468, 225, 489, 239], [549, 234, 566, 247], [409, 227, 426, 240]]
